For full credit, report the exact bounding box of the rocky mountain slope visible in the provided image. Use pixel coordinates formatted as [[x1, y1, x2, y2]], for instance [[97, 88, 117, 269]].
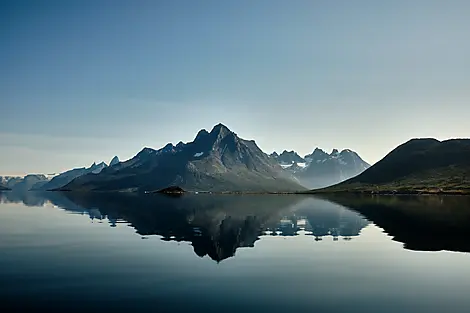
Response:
[[62, 124, 305, 193]]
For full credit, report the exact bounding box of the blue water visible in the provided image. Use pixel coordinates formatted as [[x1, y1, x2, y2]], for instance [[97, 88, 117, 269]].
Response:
[[1, 192, 469, 313]]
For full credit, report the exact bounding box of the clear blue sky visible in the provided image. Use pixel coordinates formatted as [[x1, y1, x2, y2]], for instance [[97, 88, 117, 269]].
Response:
[[1, 0, 469, 175]]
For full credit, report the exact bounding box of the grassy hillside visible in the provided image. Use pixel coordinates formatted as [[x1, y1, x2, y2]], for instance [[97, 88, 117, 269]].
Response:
[[309, 139, 470, 194]]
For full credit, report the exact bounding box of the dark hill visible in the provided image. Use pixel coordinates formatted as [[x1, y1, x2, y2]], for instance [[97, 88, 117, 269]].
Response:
[[155, 186, 185, 194], [312, 138, 470, 193]]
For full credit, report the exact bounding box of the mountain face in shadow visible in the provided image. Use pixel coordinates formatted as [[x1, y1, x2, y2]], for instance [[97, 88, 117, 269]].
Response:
[[321, 194, 470, 253], [61, 124, 304, 193]]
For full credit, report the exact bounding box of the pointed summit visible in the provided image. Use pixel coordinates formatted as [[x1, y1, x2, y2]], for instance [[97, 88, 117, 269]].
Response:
[[161, 143, 175, 153], [90, 161, 107, 174], [304, 148, 328, 161], [331, 149, 339, 155], [211, 123, 230, 132], [110, 156, 120, 166], [195, 129, 210, 141], [210, 123, 232, 138], [277, 150, 305, 164]]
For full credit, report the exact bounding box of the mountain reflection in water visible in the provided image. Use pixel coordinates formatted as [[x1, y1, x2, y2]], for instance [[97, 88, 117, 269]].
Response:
[[1, 191, 469, 260], [0, 191, 369, 262]]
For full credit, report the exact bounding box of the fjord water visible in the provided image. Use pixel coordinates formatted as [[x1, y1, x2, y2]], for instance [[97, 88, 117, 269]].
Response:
[[1, 192, 469, 313]]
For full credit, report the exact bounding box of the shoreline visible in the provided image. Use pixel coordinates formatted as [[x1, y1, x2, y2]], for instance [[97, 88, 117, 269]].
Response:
[[304, 189, 470, 196], [36, 189, 470, 196]]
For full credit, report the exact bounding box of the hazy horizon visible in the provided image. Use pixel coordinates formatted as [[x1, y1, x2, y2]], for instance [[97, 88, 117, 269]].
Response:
[[2, 0, 469, 176]]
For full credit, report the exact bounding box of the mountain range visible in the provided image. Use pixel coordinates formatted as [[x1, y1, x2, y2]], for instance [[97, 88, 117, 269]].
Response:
[[1, 157, 120, 192], [314, 138, 470, 194], [61, 124, 304, 192], [1, 174, 51, 192], [270, 148, 370, 189], [3, 124, 466, 194], [38, 161, 111, 191]]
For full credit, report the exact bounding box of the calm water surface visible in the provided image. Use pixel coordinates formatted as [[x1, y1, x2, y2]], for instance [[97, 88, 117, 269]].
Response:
[[1, 191, 469, 313]]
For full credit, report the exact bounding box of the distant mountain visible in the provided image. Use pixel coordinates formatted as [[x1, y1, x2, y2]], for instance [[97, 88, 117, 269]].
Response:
[[62, 123, 305, 192], [271, 150, 305, 166], [270, 148, 370, 189], [314, 138, 470, 193], [0, 175, 49, 191], [0, 176, 20, 189], [38, 161, 108, 191]]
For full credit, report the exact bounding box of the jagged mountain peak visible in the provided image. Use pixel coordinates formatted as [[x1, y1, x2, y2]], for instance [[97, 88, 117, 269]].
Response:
[[304, 148, 329, 160], [110, 156, 120, 166], [210, 123, 234, 140], [211, 123, 230, 132], [62, 123, 304, 192], [160, 143, 175, 153], [276, 150, 305, 165], [274, 146, 370, 189], [280, 150, 298, 155], [90, 162, 107, 174], [136, 147, 156, 157], [89, 162, 106, 170]]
